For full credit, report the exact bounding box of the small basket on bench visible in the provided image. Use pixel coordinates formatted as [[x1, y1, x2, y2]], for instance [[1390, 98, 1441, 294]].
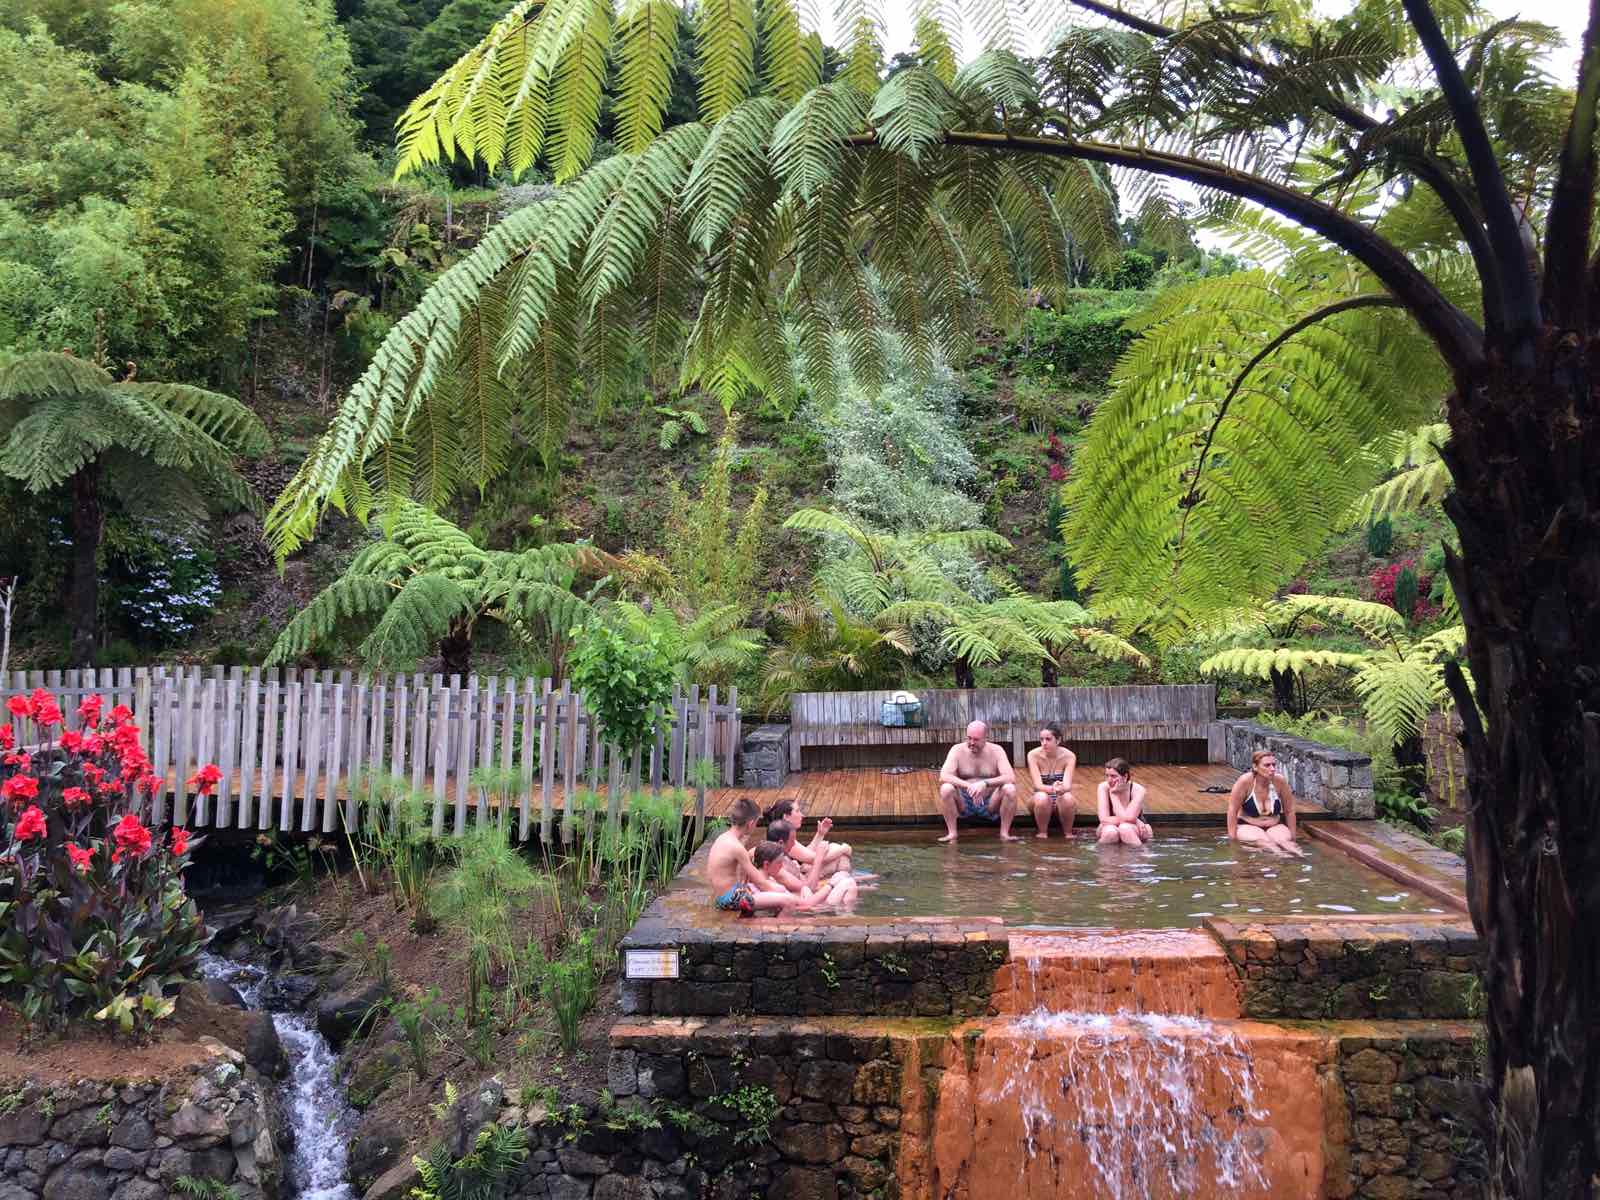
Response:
[[879, 691, 925, 728]]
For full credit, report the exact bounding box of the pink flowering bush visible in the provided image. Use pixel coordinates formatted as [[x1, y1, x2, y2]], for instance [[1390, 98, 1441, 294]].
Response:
[[0, 690, 213, 1030]]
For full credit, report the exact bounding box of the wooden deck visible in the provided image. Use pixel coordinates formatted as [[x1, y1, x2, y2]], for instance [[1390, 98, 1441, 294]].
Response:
[[699, 763, 1319, 824], [183, 763, 1326, 832]]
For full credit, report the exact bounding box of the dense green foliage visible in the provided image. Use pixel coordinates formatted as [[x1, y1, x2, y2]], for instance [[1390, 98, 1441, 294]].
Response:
[[569, 622, 677, 763]]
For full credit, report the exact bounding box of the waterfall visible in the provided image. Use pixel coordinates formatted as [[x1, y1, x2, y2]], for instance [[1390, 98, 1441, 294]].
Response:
[[925, 932, 1330, 1199], [200, 953, 358, 1200]]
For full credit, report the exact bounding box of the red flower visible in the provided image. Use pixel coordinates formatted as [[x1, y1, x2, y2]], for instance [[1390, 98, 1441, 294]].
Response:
[[66, 842, 94, 872], [2, 774, 39, 805], [60, 730, 83, 754], [81, 763, 105, 786], [187, 764, 222, 797], [77, 696, 103, 729], [29, 690, 62, 728], [170, 828, 190, 857], [110, 724, 142, 755], [62, 787, 91, 811], [13, 805, 46, 842], [107, 705, 134, 726], [1047, 462, 1068, 482], [5, 696, 29, 719], [80, 733, 104, 756], [0, 724, 11, 752], [137, 773, 164, 799], [4, 751, 30, 771], [111, 813, 153, 862]]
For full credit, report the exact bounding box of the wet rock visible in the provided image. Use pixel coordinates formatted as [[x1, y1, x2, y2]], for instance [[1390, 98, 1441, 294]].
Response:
[[109, 1182, 162, 1200], [106, 1118, 151, 1153], [361, 1156, 420, 1200], [202, 907, 257, 945], [348, 1115, 409, 1191], [203, 979, 247, 1009], [163, 1102, 228, 1147], [592, 1176, 652, 1200], [766, 1167, 839, 1200], [0, 1102, 50, 1147], [258, 973, 318, 1013], [316, 981, 386, 1049], [243, 1013, 286, 1079]]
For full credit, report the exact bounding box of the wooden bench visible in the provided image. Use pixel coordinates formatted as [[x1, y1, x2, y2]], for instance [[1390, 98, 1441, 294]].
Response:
[[787, 685, 1216, 771]]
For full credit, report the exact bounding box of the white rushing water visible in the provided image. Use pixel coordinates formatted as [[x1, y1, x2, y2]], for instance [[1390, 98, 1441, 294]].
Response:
[[996, 1007, 1269, 1199], [199, 953, 358, 1200]]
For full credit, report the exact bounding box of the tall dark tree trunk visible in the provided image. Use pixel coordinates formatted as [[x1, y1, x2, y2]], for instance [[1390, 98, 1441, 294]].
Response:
[[1439, 348, 1600, 1198], [1040, 657, 1058, 687], [439, 618, 473, 679], [953, 656, 975, 689], [68, 463, 102, 666], [1268, 666, 1300, 714]]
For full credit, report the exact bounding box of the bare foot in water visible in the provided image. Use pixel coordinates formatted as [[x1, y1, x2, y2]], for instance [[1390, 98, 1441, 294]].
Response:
[[999, 833, 1022, 842], [937, 831, 958, 843], [1034, 831, 1050, 839]]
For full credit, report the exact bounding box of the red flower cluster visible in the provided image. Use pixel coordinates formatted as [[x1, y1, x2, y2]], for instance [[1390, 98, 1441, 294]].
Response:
[[0, 724, 11, 751], [187, 764, 222, 796], [6, 689, 63, 727], [77, 696, 102, 729], [1368, 558, 1435, 621], [112, 813, 153, 862], [2, 773, 38, 807], [65, 842, 94, 872], [14, 805, 46, 842], [1042, 433, 1070, 483], [62, 787, 91, 811], [170, 828, 191, 857]]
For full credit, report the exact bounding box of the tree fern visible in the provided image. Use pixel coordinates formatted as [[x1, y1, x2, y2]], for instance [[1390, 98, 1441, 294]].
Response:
[[0, 351, 267, 660], [265, 501, 605, 673]]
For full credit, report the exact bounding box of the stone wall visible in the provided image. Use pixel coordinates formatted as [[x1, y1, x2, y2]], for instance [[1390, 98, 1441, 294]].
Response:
[[0, 1040, 280, 1200], [1207, 917, 1484, 1020], [1214, 719, 1375, 817], [739, 724, 789, 790], [1330, 1026, 1487, 1199], [618, 915, 1008, 1018]]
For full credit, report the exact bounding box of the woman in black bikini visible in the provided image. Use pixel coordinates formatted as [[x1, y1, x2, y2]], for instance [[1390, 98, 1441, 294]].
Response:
[[1026, 723, 1077, 838], [1227, 749, 1305, 857]]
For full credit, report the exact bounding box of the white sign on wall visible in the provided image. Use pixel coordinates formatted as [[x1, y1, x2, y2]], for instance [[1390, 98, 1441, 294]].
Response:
[[624, 948, 681, 979]]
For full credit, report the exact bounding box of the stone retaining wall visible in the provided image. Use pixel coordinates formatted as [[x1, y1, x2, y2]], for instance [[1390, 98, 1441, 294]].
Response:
[[1213, 719, 1375, 817], [739, 724, 790, 790], [1207, 917, 1484, 1020], [1331, 1026, 1487, 1199], [617, 915, 1008, 1018], [0, 1040, 280, 1200]]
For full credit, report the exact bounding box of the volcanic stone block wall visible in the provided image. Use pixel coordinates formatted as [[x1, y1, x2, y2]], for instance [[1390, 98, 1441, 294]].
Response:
[[1207, 917, 1484, 1020], [0, 1043, 279, 1200], [501, 1018, 937, 1200], [618, 918, 1009, 1018], [1330, 1028, 1487, 1200]]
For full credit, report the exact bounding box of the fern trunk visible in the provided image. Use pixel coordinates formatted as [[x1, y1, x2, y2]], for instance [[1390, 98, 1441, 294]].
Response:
[[439, 619, 472, 679], [1441, 356, 1600, 1199], [68, 462, 102, 666], [1268, 666, 1300, 715]]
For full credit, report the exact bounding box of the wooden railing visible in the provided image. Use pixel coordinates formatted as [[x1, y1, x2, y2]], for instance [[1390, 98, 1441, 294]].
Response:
[[2, 667, 740, 839]]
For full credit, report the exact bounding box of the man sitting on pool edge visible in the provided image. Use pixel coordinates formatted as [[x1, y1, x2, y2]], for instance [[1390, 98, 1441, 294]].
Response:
[[936, 720, 1020, 843]]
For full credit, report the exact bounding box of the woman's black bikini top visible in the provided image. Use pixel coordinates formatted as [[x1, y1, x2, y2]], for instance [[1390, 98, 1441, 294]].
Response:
[[1242, 780, 1283, 819]]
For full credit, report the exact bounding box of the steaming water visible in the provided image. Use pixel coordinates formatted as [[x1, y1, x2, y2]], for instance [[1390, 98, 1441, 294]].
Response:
[[199, 953, 357, 1200], [998, 1007, 1269, 1199]]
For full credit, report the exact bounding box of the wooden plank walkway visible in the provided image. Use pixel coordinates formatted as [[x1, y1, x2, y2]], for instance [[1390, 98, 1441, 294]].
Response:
[[204, 763, 1322, 831]]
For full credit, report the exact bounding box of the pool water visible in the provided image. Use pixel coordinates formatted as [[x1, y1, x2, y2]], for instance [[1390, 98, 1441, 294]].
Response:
[[842, 831, 1445, 927]]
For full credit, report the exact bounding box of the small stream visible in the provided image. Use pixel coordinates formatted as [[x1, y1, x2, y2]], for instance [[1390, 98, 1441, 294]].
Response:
[[199, 953, 358, 1200]]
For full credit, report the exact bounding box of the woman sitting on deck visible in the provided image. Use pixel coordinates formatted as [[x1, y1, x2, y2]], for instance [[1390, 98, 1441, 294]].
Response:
[[1227, 750, 1305, 857], [1096, 757, 1153, 845]]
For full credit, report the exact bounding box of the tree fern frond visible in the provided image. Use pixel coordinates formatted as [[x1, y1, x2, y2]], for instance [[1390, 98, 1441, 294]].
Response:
[[265, 575, 397, 665], [760, 0, 822, 102], [359, 573, 477, 669], [1199, 646, 1373, 678], [1278, 593, 1408, 642], [614, 0, 682, 153], [697, 0, 759, 123], [1072, 626, 1150, 666]]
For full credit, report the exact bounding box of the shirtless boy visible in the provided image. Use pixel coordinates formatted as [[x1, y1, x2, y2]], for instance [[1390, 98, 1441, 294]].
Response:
[[762, 798, 852, 874], [706, 798, 809, 914], [936, 720, 1020, 843]]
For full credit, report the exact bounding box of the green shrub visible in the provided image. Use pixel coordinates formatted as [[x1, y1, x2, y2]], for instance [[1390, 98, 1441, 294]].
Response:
[[1392, 567, 1419, 621], [1006, 302, 1140, 384], [1366, 516, 1394, 557], [1375, 789, 1436, 831]]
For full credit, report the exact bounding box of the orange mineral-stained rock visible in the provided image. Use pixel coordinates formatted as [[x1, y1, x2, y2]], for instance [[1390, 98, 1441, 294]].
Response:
[[993, 930, 1244, 1018], [915, 1014, 1338, 1200]]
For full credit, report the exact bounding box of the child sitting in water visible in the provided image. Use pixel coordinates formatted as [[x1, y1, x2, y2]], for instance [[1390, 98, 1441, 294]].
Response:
[[764, 820, 861, 907], [750, 842, 856, 911], [705, 798, 814, 915]]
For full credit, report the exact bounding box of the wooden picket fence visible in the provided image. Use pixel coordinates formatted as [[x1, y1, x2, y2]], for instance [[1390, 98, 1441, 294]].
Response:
[[2, 666, 740, 841]]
